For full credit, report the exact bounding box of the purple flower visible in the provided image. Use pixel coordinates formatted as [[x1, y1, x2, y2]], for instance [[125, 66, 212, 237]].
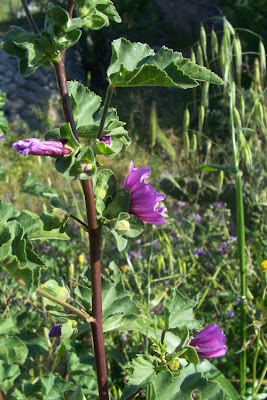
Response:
[[99, 136, 112, 146], [49, 325, 61, 338], [122, 161, 166, 225], [129, 250, 143, 260], [228, 311, 234, 318], [213, 202, 224, 209], [178, 201, 186, 208], [193, 248, 205, 257], [218, 243, 229, 254], [13, 138, 71, 157], [0, 133, 4, 142], [190, 213, 202, 223], [190, 323, 227, 359], [229, 236, 237, 242]]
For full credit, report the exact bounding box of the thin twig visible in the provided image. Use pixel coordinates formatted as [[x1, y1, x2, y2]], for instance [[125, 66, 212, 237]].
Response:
[[69, 214, 88, 230], [16, 279, 94, 323], [21, 0, 40, 35]]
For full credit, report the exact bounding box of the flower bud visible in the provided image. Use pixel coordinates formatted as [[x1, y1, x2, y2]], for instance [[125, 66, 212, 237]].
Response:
[[116, 220, 130, 234]]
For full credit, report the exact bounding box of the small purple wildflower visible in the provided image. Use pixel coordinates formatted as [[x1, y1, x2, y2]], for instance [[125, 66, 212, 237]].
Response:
[[190, 213, 202, 223], [218, 243, 229, 254], [49, 325, 61, 338], [13, 138, 71, 157], [152, 239, 160, 248], [99, 136, 112, 146], [193, 248, 205, 257], [129, 250, 143, 260], [122, 161, 167, 225], [213, 202, 224, 209], [190, 323, 227, 359], [178, 201, 186, 208], [228, 311, 234, 318], [229, 236, 237, 242], [0, 133, 4, 142]]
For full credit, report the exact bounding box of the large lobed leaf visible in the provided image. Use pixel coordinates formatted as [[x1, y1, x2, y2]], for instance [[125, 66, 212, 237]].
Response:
[[0, 201, 70, 291], [108, 38, 224, 88]]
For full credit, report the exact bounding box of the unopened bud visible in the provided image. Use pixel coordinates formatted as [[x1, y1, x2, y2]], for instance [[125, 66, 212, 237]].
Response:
[[78, 254, 85, 264], [168, 360, 180, 372], [116, 220, 130, 234]]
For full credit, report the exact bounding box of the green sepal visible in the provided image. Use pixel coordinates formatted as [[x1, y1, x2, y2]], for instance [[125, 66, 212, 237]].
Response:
[[76, 0, 121, 30], [71, 146, 97, 180], [111, 230, 128, 252], [108, 38, 223, 88], [61, 319, 78, 341], [178, 346, 199, 365], [93, 138, 122, 157]]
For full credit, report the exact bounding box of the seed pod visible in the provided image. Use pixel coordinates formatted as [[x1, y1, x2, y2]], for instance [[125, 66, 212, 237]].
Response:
[[259, 40, 266, 83], [238, 130, 246, 148], [183, 131, 190, 159], [201, 82, 209, 108], [211, 29, 219, 60], [190, 48, 196, 64], [233, 36, 242, 86], [239, 94, 245, 123], [69, 262, 74, 280], [198, 105, 205, 134], [206, 139, 212, 155], [200, 23, 207, 61], [255, 101, 264, 126], [245, 144, 253, 170], [192, 133, 197, 155], [231, 81, 236, 107], [197, 44, 204, 66], [183, 108, 190, 134], [254, 58, 261, 88], [217, 170, 224, 197], [233, 107, 242, 128], [149, 101, 158, 149]]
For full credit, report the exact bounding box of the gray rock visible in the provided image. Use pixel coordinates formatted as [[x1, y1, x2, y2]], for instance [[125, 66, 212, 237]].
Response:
[[13, 98, 26, 111]]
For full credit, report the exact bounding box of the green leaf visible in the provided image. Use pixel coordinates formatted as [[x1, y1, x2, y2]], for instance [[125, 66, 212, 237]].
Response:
[[41, 375, 73, 400], [76, 0, 121, 30], [59, 123, 80, 150], [0, 361, 20, 392], [68, 81, 102, 128], [148, 364, 225, 400], [201, 164, 238, 173], [111, 230, 128, 252], [0, 336, 28, 365], [23, 173, 58, 198], [196, 360, 239, 400], [28, 210, 70, 240], [108, 38, 223, 88], [75, 262, 140, 332], [164, 289, 199, 330], [67, 81, 130, 155], [103, 189, 130, 219], [121, 354, 157, 400], [42, 279, 70, 308], [0, 317, 19, 336], [64, 385, 86, 400], [50, 198, 70, 214], [108, 212, 144, 251], [93, 169, 117, 216]]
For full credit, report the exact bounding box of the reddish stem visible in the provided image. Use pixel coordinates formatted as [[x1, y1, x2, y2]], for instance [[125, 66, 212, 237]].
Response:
[[54, 54, 109, 399]]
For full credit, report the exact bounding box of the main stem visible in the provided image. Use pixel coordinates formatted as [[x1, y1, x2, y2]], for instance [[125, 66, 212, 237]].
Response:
[[229, 93, 247, 396], [54, 55, 109, 400]]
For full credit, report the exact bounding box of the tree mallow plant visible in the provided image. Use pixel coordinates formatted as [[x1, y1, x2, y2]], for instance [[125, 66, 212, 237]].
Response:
[[0, 1, 234, 399]]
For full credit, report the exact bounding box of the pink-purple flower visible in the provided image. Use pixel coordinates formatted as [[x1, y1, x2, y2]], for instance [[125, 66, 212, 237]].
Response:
[[189, 323, 227, 359], [99, 136, 112, 146], [13, 138, 71, 157], [122, 161, 166, 225]]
